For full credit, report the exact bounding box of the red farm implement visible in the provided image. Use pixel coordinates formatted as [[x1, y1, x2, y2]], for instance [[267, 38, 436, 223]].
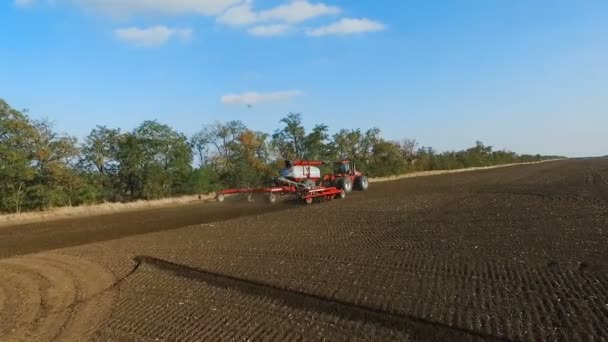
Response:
[[216, 159, 367, 205], [216, 177, 346, 205]]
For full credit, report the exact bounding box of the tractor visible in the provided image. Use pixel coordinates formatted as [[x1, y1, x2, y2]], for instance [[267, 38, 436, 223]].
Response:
[[278, 159, 369, 193], [323, 160, 369, 192], [216, 159, 367, 205]]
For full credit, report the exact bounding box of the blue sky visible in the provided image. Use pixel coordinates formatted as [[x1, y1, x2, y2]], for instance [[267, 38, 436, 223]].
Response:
[[1, 0, 607, 157]]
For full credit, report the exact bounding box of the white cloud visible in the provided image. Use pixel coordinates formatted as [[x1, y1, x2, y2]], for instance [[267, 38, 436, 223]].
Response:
[[17, 1, 385, 40], [307, 18, 386, 36], [218, 0, 340, 26], [14, 0, 35, 6], [37, 0, 242, 16], [114, 26, 192, 47], [221, 90, 303, 105], [247, 24, 290, 37], [260, 0, 340, 23], [216, 0, 257, 26]]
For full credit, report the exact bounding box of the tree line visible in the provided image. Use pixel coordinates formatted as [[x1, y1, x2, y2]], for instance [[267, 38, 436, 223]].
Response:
[[0, 99, 562, 214]]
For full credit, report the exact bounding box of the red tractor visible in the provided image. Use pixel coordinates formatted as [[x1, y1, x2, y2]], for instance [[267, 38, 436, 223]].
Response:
[[323, 160, 369, 192], [278, 159, 369, 193]]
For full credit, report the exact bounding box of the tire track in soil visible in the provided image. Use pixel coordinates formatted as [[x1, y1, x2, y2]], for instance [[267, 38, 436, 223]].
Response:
[[0, 254, 117, 341], [125, 256, 512, 341]]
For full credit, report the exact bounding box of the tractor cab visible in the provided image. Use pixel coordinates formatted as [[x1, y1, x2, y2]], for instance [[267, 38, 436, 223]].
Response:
[[333, 160, 362, 177], [333, 161, 353, 176]]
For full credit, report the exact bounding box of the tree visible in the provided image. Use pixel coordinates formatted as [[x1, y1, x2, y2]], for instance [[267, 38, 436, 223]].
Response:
[[191, 121, 246, 169], [222, 129, 273, 187], [0, 100, 38, 213], [23, 119, 81, 209], [272, 113, 306, 160], [190, 130, 210, 167], [332, 128, 381, 168], [79, 126, 122, 201], [253, 131, 271, 163], [414, 146, 437, 171], [464, 141, 493, 167], [396, 138, 418, 162], [1, 101, 84, 211], [129, 120, 193, 199], [303, 124, 330, 161], [81, 125, 121, 174], [360, 128, 382, 167], [368, 140, 408, 177], [116, 133, 144, 199], [333, 129, 359, 160], [186, 166, 220, 195]]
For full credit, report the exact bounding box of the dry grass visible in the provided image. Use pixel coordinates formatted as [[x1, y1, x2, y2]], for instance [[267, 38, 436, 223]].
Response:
[[368, 159, 562, 183], [0, 194, 216, 228]]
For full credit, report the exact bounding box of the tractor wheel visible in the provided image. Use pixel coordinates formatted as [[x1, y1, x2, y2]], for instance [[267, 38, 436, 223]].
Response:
[[267, 193, 277, 204], [355, 176, 369, 191], [302, 179, 316, 189], [216, 193, 225, 203], [337, 177, 353, 193]]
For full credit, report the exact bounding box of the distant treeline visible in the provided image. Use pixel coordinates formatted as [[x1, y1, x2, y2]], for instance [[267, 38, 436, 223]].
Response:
[[0, 99, 562, 214]]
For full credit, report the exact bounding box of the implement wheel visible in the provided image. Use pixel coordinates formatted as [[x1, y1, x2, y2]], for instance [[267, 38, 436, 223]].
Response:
[[268, 193, 277, 204], [338, 189, 346, 199], [305, 197, 313, 205], [216, 193, 225, 203], [247, 193, 255, 202]]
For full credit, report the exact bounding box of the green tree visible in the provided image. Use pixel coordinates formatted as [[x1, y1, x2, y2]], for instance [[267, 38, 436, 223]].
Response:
[[414, 146, 437, 171], [186, 166, 221, 195], [222, 130, 273, 187], [368, 140, 408, 177], [81, 125, 121, 174], [190, 129, 210, 167], [192, 121, 246, 169], [360, 128, 382, 167], [333, 129, 360, 160], [395, 138, 418, 163], [116, 133, 144, 199], [80, 125, 122, 201], [25, 119, 81, 209], [303, 124, 331, 161], [132, 120, 193, 199], [272, 113, 306, 160], [332, 128, 380, 168], [0, 100, 38, 213]]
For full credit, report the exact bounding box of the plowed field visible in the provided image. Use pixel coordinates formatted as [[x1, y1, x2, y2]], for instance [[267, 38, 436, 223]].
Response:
[[1, 159, 607, 341]]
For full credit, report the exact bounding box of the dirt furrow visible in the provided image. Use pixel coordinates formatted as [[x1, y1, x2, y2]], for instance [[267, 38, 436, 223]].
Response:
[[0, 254, 117, 341]]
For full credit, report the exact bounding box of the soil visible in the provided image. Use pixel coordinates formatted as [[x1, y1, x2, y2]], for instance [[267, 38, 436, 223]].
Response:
[[0, 201, 288, 259], [0, 158, 607, 341]]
